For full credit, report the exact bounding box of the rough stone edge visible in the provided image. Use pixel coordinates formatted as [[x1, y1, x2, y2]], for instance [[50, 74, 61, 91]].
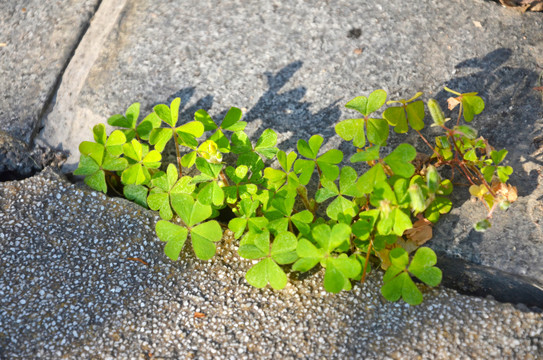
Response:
[[36, 0, 129, 153]]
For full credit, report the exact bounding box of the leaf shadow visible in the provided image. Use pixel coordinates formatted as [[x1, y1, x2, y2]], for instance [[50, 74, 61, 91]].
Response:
[[167, 61, 342, 155]]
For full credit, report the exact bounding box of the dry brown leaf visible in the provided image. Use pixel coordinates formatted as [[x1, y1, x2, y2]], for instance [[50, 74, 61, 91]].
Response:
[[395, 237, 420, 255], [375, 248, 393, 270], [126, 257, 149, 266], [403, 218, 433, 246], [447, 97, 461, 110], [491, 181, 518, 203], [194, 312, 206, 318]]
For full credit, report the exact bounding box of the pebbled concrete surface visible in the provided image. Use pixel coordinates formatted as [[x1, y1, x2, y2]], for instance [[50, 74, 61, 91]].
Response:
[[0, 168, 542, 359], [0, 0, 101, 144]]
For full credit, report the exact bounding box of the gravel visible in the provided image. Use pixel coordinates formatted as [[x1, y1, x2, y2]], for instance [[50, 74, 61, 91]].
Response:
[[0, 168, 542, 359]]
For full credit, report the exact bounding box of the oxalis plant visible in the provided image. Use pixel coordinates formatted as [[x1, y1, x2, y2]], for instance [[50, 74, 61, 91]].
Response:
[[75, 88, 517, 305]]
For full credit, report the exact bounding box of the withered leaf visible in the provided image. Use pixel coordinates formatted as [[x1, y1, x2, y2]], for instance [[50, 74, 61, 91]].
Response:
[[447, 97, 461, 110], [403, 218, 433, 246], [491, 181, 518, 203]]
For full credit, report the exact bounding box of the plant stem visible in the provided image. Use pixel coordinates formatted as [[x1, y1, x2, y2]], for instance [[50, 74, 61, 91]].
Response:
[[105, 172, 124, 197], [486, 200, 499, 219], [467, 164, 496, 197], [456, 102, 463, 127], [219, 170, 230, 186], [456, 162, 477, 186], [296, 186, 313, 214], [172, 128, 183, 178], [315, 161, 323, 190], [416, 129, 443, 162], [361, 236, 373, 283]]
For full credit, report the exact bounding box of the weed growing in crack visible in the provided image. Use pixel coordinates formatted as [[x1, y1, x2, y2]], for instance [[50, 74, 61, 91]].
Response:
[[75, 88, 516, 305]]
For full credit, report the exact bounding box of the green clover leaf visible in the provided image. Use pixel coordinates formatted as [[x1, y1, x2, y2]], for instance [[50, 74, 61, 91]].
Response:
[[424, 196, 452, 223], [345, 90, 387, 116], [123, 184, 148, 208], [352, 209, 380, 241], [384, 143, 416, 178], [240, 230, 297, 290], [335, 118, 365, 148], [358, 163, 387, 194], [194, 109, 218, 131], [121, 139, 161, 185], [190, 221, 223, 260], [150, 98, 204, 152], [107, 102, 140, 141], [231, 130, 253, 154], [221, 107, 246, 132], [491, 149, 508, 165], [75, 134, 128, 193], [271, 231, 298, 264], [461, 93, 485, 122], [105, 130, 127, 156], [156, 220, 189, 261], [171, 193, 210, 227], [136, 112, 161, 141], [323, 254, 362, 293], [149, 128, 173, 153], [254, 129, 279, 159], [158, 194, 222, 260], [197, 181, 225, 207], [497, 165, 513, 183], [224, 165, 258, 204], [381, 247, 441, 305], [79, 140, 105, 165], [350, 145, 380, 163], [294, 135, 343, 183], [228, 199, 260, 239], [366, 118, 389, 146], [313, 223, 351, 253], [245, 257, 287, 290], [408, 247, 442, 287], [292, 238, 325, 272], [147, 164, 195, 220], [315, 173, 358, 221], [239, 229, 270, 259], [74, 154, 107, 193], [383, 92, 425, 133]]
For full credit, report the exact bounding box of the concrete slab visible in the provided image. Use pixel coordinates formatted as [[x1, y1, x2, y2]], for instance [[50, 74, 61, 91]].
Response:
[[0, 0, 100, 144], [37, 0, 543, 166], [36, 0, 543, 284], [0, 169, 541, 358]]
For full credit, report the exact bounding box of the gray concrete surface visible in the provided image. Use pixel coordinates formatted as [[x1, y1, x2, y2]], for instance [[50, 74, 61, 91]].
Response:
[[1, 0, 543, 357], [0, 169, 542, 359], [35, 0, 543, 283], [0, 0, 100, 144]]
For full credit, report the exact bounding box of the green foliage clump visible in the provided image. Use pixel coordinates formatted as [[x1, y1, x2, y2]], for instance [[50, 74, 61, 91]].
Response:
[[75, 88, 516, 305]]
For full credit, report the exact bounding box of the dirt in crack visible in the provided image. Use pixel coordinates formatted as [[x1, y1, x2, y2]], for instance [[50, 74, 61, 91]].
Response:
[[0, 131, 67, 182]]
